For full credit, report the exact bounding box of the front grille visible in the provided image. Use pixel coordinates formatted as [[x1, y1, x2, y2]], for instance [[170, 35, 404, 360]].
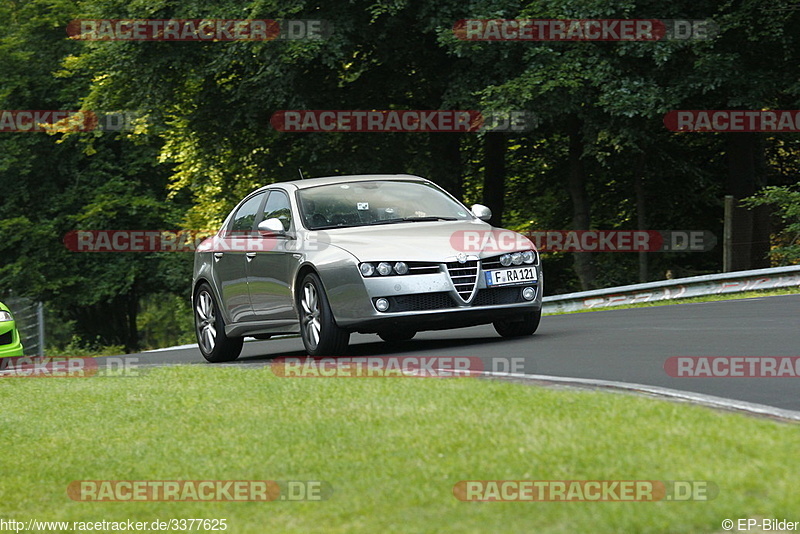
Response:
[[381, 292, 457, 312], [0, 330, 12, 346], [473, 287, 528, 306], [446, 260, 478, 301], [482, 256, 503, 270], [377, 285, 531, 313]]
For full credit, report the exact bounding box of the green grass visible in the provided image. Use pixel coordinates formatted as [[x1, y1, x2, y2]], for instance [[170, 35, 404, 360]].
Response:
[[1, 366, 798, 533], [545, 286, 800, 315]]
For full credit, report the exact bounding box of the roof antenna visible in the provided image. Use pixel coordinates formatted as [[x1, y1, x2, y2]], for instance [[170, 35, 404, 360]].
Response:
[[298, 168, 306, 180]]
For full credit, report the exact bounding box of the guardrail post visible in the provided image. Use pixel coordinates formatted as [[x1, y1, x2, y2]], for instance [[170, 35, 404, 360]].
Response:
[[37, 302, 45, 357], [723, 195, 734, 272]]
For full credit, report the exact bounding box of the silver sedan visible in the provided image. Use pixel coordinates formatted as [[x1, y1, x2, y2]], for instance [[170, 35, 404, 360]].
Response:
[[192, 174, 542, 361]]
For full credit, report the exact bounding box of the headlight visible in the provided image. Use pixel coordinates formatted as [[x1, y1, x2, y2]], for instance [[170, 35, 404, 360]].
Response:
[[511, 252, 523, 265], [0, 311, 12, 322], [360, 261, 412, 276], [522, 250, 535, 264], [499, 254, 512, 267], [376, 262, 393, 276], [360, 263, 375, 277]]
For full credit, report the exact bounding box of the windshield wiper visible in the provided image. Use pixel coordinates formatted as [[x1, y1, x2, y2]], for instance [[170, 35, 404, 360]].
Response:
[[369, 216, 458, 225], [310, 224, 359, 230]]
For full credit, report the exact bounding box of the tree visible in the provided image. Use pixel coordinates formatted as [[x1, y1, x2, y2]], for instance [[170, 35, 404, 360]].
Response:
[[743, 184, 800, 266], [0, 0, 186, 351]]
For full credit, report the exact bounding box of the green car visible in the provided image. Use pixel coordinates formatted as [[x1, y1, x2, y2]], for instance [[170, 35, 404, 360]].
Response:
[[0, 301, 24, 357]]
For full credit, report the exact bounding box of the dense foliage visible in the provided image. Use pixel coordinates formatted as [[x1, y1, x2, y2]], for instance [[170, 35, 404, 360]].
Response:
[[1, 0, 798, 350]]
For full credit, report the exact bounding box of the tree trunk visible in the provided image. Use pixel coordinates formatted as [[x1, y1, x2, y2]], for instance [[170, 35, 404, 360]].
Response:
[[726, 133, 771, 270], [431, 133, 464, 201], [567, 117, 597, 289], [483, 132, 506, 227], [126, 292, 139, 352], [634, 153, 648, 283]]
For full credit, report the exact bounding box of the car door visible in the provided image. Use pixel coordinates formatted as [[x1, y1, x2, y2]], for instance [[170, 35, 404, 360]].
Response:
[[247, 189, 296, 323], [216, 192, 267, 324]]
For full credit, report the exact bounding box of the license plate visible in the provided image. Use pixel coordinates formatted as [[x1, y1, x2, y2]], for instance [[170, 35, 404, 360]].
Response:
[[485, 267, 537, 286]]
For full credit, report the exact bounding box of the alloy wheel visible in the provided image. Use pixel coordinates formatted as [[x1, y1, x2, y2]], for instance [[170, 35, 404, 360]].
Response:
[[301, 282, 321, 349], [196, 290, 217, 353]]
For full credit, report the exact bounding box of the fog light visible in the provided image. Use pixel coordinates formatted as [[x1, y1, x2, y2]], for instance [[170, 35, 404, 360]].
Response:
[[522, 250, 535, 264], [377, 262, 392, 276], [360, 263, 375, 277], [394, 261, 408, 275], [522, 287, 535, 301], [511, 252, 523, 265], [500, 254, 512, 267], [375, 298, 390, 312]]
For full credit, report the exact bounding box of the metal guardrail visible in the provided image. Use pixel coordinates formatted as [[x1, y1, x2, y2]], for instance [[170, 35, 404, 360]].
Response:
[[542, 265, 800, 314]]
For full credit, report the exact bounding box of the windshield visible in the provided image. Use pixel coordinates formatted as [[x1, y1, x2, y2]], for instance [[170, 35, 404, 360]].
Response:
[[297, 180, 473, 230]]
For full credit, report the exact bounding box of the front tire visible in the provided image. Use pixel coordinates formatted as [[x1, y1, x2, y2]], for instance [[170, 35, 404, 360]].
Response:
[[194, 284, 243, 362], [298, 272, 350, 356], [493, 310, 541, 338]]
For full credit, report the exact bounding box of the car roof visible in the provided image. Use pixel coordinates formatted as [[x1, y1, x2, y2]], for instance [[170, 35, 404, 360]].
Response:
[[261, 174, 430, 191]]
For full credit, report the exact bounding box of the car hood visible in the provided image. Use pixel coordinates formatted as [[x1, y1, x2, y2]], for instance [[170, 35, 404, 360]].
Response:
[[314, 220, 534, 262]]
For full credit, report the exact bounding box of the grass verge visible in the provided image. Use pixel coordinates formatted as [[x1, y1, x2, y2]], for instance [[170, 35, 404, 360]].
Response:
[[1, 366, 798, 533]]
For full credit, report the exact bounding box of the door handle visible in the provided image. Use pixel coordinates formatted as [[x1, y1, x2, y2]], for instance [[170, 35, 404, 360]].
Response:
[[213, 252, 223, 261], [246, 252, 257, 261]]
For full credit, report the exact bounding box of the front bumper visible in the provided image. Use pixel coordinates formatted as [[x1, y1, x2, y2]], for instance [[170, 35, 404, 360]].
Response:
[[324, 259, 542, 333], [0, 323, 24, 357], [347, 300, 540, 333]]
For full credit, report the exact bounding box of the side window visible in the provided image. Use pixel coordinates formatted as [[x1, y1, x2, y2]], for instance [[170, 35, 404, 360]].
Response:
[[262, 191, 292, 232], [229, 193, 266, 235]]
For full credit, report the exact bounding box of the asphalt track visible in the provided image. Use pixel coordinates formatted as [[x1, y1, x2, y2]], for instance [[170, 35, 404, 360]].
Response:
[[111, 294, 800, 413]]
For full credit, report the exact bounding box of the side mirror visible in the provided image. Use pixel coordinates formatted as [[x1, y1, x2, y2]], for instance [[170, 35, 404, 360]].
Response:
[[471, 204, 492, 221], [257, 218, 286, 236]]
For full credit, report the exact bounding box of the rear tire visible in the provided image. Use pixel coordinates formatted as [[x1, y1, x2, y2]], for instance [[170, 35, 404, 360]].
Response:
[[298, 272, 350, 356], [378, 329, 416, 342], [194, 283, 244, 362], [493, 310, 541, 338]]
